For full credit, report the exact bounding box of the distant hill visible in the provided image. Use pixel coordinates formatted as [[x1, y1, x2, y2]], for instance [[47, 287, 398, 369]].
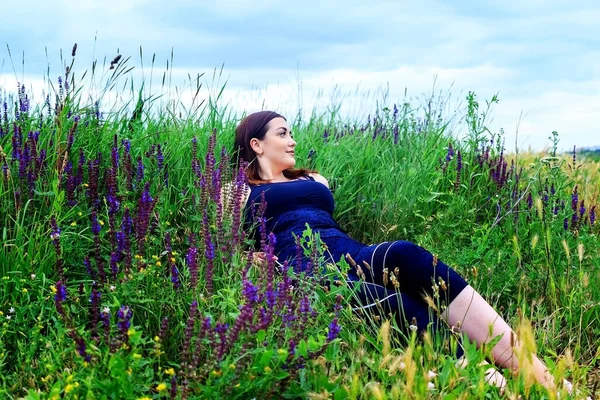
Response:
[[580, 146, 600, 153]]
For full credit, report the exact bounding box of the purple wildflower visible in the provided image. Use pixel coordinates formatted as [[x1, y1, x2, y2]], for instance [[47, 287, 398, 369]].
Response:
[[117, 306, 133, 339], [54, 280, 68, 316], [156, 144, 164, 170], [181, 301, 198, 367], [136, 156, 144, 183], [204, 213, 215, 296], [186, 234, 199, 289], [327, 319, 341, 342], [74, 336, 91, 362], [134, 183, 156, 254], [158, 317, 169, 343], [572, 186, 579, 211], [89, 284, 101, 338]]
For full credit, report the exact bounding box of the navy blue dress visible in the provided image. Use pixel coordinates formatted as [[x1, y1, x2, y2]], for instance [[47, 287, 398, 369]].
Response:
[[245, 175, 469, 335]]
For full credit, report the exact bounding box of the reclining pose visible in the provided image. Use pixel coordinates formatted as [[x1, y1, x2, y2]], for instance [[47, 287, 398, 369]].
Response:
[[233, 110, 580, 395]]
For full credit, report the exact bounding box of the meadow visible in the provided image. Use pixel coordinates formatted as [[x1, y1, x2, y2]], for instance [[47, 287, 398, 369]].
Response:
[[1, 47, 599, 399]]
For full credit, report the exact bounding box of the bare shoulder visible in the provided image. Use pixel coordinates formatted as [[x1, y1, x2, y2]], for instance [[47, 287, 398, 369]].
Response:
[[309, 173, 329, 188]]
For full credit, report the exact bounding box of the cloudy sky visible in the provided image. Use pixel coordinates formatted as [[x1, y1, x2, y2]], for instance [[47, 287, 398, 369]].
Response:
[[1, 0, 599, 151]]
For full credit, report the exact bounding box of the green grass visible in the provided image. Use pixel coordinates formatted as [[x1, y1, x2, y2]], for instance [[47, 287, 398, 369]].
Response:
[[0, 47, 599, 399]]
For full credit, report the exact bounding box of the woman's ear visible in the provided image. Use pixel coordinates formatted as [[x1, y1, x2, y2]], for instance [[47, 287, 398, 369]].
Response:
[[249, 138, 262, 154]]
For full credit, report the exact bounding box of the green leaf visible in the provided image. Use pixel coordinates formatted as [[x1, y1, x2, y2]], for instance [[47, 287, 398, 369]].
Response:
[[259, 349, 274, 367], [256, 330, 266, 343], [298, 340, 308, 358], [275, 370, 290, 380]]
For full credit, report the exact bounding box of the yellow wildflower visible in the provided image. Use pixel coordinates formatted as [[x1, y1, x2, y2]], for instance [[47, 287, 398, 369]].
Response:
[[154, 336, 160, 342], [22, 288, 28, 293], [133, 353, 142, 359], [70, 222, 77, 227], [98, 220, 104, 226], [229, 363, 236, 370], [152, 255, 159, 260], [127, 328, 136, 337], [50, 285, 57, 293], [156, 383, 167, 392], [165, 368, 175, 376], [155, 261, 162, 267], [170, 257, 176, 263], [264, 366, 272, 373], [65, 384, 75, 393], [78, 212, 82, 216], [138, 397, 152, 400]]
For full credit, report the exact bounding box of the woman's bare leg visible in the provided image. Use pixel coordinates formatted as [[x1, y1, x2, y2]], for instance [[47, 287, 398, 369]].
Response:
[[442, 285, 556, 389]]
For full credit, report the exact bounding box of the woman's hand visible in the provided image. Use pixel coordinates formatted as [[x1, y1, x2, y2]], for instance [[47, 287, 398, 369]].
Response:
[[251, 252, 278, 267]]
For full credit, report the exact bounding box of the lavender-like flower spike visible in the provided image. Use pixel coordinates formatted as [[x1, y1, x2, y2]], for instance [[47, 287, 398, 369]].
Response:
[[572, 186, 579, 211], [590, 206, 596, 226], [181, 301, 198, 368], [186, 234, 199, 289], [54, 280, 68, 316], [109, 135, 119, 172], [75, 336, 91, 362], [117, 305, 133, 343], [327, 319, 341, 342], [203, 211, 215, 296], [100, 307, 111, 346], [156, 143, 164, 171], [135, 182, 156, 254], [89, 284, 101, 338], [136, 156, 144, 183], [327, 294, 343, 341], [158, 317, 169, 342], [169, 374, 177, 399]]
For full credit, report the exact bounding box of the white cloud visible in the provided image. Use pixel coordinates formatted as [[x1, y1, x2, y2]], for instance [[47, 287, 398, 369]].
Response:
[[1, 0, 599, 152]]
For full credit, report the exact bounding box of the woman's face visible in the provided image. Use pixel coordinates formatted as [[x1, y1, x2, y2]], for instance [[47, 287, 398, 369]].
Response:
[[252, 117, 297, 174]]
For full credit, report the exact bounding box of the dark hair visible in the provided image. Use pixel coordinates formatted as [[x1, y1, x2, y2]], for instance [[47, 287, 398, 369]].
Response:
[[233, 111, 315, 184]]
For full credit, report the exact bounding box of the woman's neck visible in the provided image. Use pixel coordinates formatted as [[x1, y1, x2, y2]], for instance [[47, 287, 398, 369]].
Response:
[[259, 170, 288, 182]]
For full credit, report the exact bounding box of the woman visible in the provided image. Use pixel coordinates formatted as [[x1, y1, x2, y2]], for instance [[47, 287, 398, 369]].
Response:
[[233, 110, 574, 394]]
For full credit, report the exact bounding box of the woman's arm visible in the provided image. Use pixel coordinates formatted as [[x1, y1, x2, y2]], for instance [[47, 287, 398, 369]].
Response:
[[221, 181, 250, 212]]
